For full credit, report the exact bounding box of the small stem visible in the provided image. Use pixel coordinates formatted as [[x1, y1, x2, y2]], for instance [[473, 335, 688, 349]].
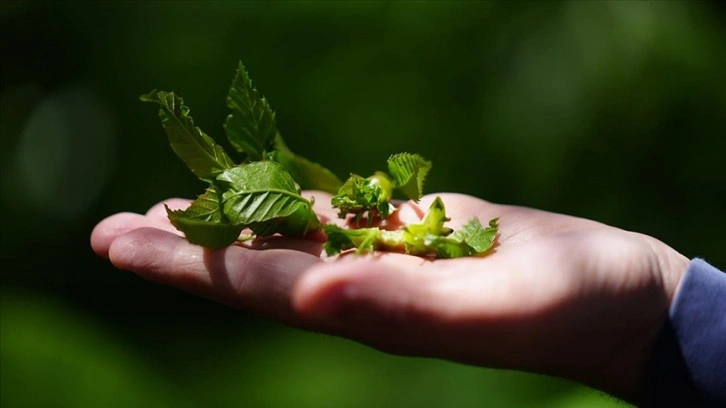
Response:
[[377, 230, 405, 251], [236, 233, 254, 242]]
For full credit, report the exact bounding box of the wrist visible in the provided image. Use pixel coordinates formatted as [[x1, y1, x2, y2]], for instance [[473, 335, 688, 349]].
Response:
[[614, 234, 690, 402], [640, 234, 690, 306], [580, 234, 690, 402]]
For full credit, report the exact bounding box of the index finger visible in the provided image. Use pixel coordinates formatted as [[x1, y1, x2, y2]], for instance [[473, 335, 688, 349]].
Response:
[[108, 226, 323, 326]]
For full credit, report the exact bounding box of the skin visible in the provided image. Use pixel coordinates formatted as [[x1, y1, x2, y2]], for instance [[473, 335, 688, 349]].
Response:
[[90, 192, 689, 404]]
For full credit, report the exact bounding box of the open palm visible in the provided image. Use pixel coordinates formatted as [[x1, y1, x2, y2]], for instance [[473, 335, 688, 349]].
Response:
[[91, 191, 687, 402]]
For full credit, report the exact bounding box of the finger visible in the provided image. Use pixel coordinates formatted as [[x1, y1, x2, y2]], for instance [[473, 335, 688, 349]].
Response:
[[91, 212, 179, 258], [302, 190, 334, 209], [145, 198, 193, 221], [108, 227, 322, 325], [306, 192, 347, 228], [419, 193, 498, 228], [243, 235, 325, 256], [383, 193, 496, 228], [386, 200, 425, 227]]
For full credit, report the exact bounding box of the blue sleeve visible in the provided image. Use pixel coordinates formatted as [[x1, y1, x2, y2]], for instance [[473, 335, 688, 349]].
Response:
[[640, 258, 726, 407]]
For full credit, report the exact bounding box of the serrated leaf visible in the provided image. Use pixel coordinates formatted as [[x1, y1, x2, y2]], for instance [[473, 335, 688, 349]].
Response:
[[171, 186, 226, 223], [331, 174, 369, 216], [401, 198, 498, 258], [141, 90, 234, 182], [166, 187, 243, 249], [273, 134, 342, 194], [387, 153, 432, 201], [331, 173, 394, 220], [426, 238, 471, 259], [450, 217, 499, 254], [323, 196, 498, 258], [224, 62, 277, 161], [214, 161, 320, 236]]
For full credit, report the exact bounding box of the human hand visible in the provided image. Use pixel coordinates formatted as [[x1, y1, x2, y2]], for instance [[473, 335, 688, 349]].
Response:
[[90, 192, 689, 403]]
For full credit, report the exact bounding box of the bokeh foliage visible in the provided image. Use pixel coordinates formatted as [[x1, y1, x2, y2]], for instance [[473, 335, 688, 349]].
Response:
[[1, 1, 724, 407]]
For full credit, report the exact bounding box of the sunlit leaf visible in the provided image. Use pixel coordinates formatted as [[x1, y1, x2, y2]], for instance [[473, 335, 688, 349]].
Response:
[[215, 161, 319, 236], [224, 61, 278, 161], [141, 90, 234, 182], [387, 153, 431, 201], [166, 187, 244, 249]]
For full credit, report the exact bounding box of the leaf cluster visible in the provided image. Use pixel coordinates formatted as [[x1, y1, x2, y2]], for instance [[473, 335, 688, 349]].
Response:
[[331, 153, 431, 222], [324, 145, 498, 258], [142, 62, 340, 248], [143, 61, 499, 258], [323, 197, 498, 258]]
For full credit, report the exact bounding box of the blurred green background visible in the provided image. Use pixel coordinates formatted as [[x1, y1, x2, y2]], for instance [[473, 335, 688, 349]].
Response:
[[1, 1, 724, 407]]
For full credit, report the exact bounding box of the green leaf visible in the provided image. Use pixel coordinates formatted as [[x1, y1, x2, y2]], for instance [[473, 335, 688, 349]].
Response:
[[426, 237, 471, 259], [331, 173, 395, 220], [141, 90, 234, 182], [331, 174, 369, 216], [402, 198, 497, 258], [403, 197, 452, 256], [323, 196, 499, 258], [387, 153, 432, 201], [273, 134, 342, 194], [214, 161, 320, 236], [451, 217, 499, 253], [166, 187, 244, 249], [431, 216, 498, 258], [420, 196, 453, 236], [224, 61, 278, 161]]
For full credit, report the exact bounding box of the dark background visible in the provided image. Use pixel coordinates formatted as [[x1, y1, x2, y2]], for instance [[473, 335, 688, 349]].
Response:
[[1, 2, 724, 407]]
